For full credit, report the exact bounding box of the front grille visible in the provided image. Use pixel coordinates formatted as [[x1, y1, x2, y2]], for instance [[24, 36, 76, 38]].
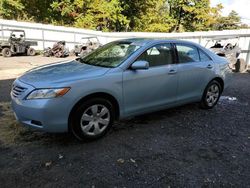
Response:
[[12, 85, 27, 98]]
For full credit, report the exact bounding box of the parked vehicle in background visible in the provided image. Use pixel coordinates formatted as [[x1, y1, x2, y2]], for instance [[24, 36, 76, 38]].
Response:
[[43, 41, 69, 58], [74, 37, 102, 57], [11, 39, 231, 140], [0, 29, 37, 57], [205, 36, 247, 72]]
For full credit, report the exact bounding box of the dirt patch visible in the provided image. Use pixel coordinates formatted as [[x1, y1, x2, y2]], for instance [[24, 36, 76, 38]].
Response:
[[0, 102, 72, 146], [0, 102, 25, 145], [0, 55, 74, 80]]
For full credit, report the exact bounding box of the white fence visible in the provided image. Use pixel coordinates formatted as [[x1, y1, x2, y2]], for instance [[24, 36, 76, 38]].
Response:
[[1, 19, 250, 64]]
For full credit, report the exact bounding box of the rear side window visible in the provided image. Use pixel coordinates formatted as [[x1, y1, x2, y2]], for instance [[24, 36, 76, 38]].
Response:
[[137, 43, 173, 67], [199, 49, 212, 61], [176, 44, 200, 63]]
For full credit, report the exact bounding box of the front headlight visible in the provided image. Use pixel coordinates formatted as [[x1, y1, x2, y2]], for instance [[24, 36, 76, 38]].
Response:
[[26, 88, 70, 100]]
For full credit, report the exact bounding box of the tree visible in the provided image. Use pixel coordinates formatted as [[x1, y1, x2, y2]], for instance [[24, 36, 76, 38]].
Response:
[[120, 0, 176, 32], [168, 0, 216, 32], [0, 0, 245, 32], [51, 0, 129, 31], [20, 0, 55, 23], [119, 0, 148, 31], [0, 0, 24, 19], [135, 0, 175, 32], [50, 0, 79, 25], [215, 10, 241, 30]]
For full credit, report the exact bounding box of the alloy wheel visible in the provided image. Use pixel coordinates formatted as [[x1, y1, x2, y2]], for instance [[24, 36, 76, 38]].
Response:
[[206, 84, 220, 107], [80, 104, 110, 136]]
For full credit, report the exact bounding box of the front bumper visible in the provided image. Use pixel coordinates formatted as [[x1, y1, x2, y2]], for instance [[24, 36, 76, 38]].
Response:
[[11, 79, 70, 133]]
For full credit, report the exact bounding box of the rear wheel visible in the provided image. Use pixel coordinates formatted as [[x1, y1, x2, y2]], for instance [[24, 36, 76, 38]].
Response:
[[27, 48, 36, 56], [2, 48, 12, 57], [200, 80, 222, 109], [70, 98, 114, 140]]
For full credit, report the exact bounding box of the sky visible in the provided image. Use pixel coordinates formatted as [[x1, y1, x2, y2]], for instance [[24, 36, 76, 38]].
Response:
[[210, 0, 250, 25]]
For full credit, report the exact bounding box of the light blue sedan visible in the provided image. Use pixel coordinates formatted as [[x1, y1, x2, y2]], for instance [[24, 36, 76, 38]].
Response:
[[11, 39, 231, 140]]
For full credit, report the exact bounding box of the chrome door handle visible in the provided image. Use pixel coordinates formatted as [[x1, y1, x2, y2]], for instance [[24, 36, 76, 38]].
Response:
[[207, 64, 213, 69], [168, 69, 177, 75]]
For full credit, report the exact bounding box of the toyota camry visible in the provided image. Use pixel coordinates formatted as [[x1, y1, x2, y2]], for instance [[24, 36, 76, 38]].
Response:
[[11, 39, 231, 140]]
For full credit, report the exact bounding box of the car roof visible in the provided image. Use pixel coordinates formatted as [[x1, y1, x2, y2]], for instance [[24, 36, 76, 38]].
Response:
[[117, 38, 221, 63], [118, 38, 199, 47]]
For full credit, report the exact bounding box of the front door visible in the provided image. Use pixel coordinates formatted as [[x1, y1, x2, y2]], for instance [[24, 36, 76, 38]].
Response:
[[123, 43, 178, 116]]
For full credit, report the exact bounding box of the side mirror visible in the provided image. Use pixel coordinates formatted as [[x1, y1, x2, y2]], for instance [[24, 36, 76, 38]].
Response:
[[131, 60, 149, 70]]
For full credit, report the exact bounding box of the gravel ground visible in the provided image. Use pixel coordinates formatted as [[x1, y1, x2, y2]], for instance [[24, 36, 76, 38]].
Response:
[[0, 57, 249, 187]]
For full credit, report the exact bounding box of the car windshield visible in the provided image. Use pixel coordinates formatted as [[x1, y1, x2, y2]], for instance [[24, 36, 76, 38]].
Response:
[[79, 41, 141, 68]]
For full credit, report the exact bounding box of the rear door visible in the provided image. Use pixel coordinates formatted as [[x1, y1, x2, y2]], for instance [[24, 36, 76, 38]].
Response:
[[175, 43, 215, 102], [122, 43, 179, 116]]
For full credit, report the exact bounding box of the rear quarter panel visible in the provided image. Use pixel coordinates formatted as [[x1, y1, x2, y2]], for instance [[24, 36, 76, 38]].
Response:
[[214, 57, 232, 89]]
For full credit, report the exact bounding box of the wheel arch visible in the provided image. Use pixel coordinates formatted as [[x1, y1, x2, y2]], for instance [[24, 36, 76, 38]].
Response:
[[68, 92, 120, 128], [211, 77, 224, 92]]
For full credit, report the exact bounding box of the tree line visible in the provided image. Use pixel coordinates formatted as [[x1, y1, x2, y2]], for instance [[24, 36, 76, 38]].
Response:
[[0, 0, 248, 32]]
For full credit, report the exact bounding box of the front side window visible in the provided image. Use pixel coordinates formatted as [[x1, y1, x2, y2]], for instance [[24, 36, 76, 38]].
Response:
[[176, 44, 200, 63], [79, 42, 141, 68], [137, 43, 173, 67]]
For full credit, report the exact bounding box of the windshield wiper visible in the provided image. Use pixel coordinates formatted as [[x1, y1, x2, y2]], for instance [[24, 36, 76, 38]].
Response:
[[78, 58, 113, 68], [95, 64, 113, 68], [77, 58, 89, 64]]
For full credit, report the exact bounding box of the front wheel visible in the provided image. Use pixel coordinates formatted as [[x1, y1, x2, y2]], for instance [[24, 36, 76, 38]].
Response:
[[200, 80, 222, 109], [2, 48, 12, 57], [70, 98, 114, 141]]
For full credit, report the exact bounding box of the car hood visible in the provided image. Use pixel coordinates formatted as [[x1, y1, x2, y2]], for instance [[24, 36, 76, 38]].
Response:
[[19, 59, 110, 87]]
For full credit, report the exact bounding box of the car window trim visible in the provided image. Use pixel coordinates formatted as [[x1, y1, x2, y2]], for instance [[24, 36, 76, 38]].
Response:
[[198, 48, 213, 61], [174, 43, 201, 64], [174, 43, 213, 64], [126, 42, 176, 70]]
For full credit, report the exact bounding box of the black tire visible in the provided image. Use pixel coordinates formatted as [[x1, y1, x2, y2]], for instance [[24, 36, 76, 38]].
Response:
[[235, 58, 247, 73], [70, 98, 115, 141], [200, 80, 222, 109], [27, 48, 36, 56], [2, 48, 12, 57]]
